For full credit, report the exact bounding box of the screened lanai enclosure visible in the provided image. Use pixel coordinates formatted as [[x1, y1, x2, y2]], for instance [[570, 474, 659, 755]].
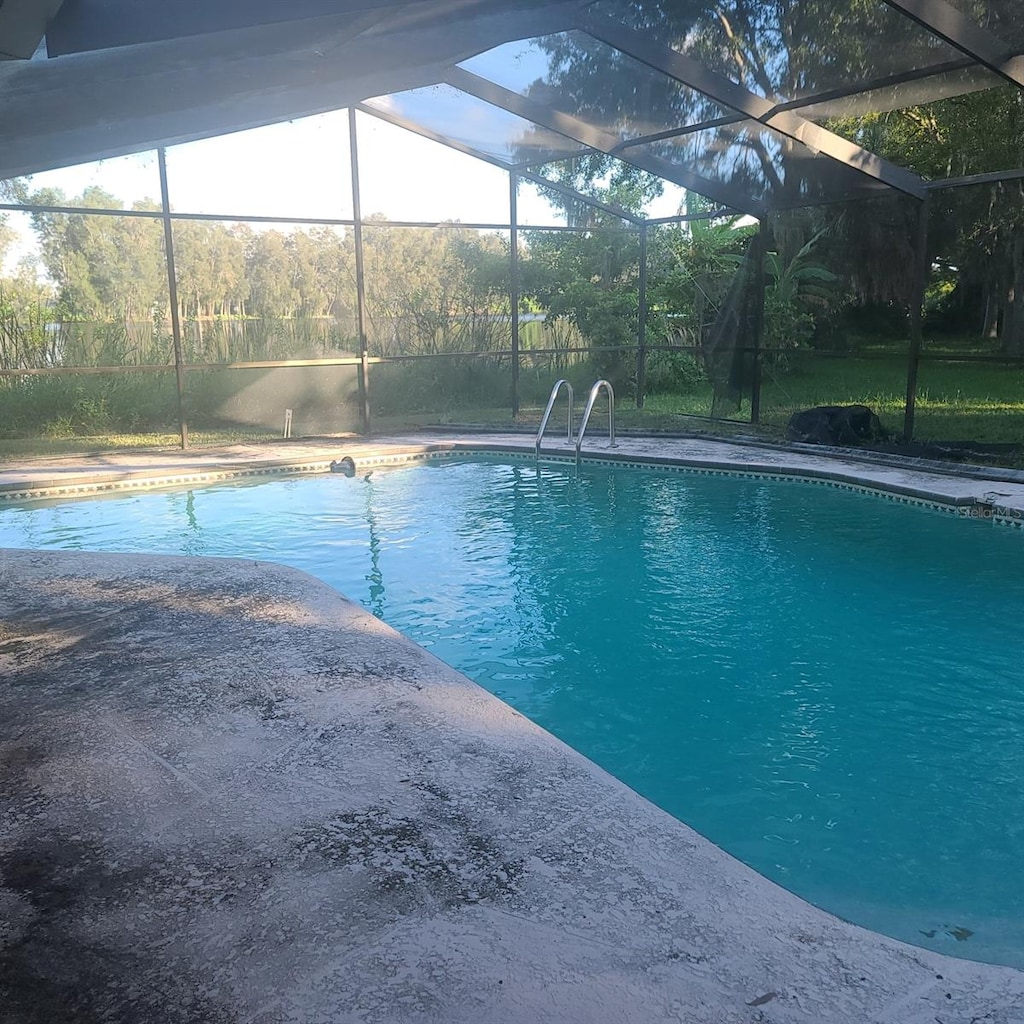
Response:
[[0, 0, 1022, 458]]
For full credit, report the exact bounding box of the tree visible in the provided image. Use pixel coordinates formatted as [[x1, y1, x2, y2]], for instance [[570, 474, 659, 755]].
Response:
[[648, 209, 754, 349], [519, 1, 958, 211], [26, 187, 167, 363], [245, 229, 298, 320], [0, 217, 14, 269], [830, 83, 1024, 352], [288, 227, 349, 319], [521, 212, 641, 388]]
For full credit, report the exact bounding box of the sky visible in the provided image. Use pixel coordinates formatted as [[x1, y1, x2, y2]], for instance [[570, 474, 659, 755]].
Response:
[[2, 102, 689, 275]]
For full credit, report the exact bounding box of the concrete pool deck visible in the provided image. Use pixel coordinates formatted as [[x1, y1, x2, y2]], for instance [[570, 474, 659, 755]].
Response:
[[2, 434, 1023, 1023], [1, 431, 1023, 524]]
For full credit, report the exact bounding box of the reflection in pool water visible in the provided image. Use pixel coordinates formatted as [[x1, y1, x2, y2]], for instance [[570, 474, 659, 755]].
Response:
[[2, 459, 1022, 967]]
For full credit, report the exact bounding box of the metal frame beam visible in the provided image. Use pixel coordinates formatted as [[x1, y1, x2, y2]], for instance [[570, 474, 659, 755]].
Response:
[[881, 0, 1024, 88], [355, 101, 516, 172], [582, 56, 994, 157], [903, 194, 931, 442], [0, 2, 585, 180], [750, 221, 767, 424], [519, 55, 990, 165], [645, 208, 739, 226], [614, 115, 746, 152], [0, 0, 63, 59], [636, 222, 648, 409], [444, 66, 761, 216], [773, 58, 975, 112], [348, 108, 372, 435], [774, 59, 996, 120], [44, 0, 394, 55], [2, 198, 632, 232], [516, 170, 642, 226], [927, 166, 1024, 191], [356, 103, 645, 225], [509, 171, 521, 419], [156, 148, 189, 450], [581, 11, 928, 202]]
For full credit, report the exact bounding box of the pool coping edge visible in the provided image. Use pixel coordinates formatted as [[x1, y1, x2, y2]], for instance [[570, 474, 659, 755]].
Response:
[[1, 438, 1022, 528]]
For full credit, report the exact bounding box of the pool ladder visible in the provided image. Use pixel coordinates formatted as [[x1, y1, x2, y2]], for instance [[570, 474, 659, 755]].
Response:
[[535, 379, 616, 467]]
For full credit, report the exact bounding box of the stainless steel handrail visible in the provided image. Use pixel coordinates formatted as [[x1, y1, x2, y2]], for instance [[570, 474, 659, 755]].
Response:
[[535, 378, 574, 458], [575, 379, 616, 466]]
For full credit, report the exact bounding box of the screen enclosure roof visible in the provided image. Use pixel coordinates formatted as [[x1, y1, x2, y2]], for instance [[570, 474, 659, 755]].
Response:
[[1, 0, 1022, 217]]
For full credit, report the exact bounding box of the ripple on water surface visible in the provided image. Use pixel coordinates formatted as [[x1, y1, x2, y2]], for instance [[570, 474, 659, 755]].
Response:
[[1, 459, 1022, 966]]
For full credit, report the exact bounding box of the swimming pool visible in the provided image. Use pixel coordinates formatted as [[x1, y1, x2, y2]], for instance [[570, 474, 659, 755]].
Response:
[[2, 456, 1022, 967]]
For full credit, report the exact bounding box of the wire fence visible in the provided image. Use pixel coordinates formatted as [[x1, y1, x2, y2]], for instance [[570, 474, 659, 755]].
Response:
[[2, 127, 1023, 464]]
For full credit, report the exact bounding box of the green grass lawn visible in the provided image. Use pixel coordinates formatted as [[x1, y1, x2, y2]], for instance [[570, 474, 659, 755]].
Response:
[[380, 355, 1023, 448], [1, 354, 1021, 463], [757, 356, 1024, 444], [0, 429, 282, 462]]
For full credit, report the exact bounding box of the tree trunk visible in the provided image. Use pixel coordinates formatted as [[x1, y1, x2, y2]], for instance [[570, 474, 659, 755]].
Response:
[[194, 292, 204, 357], [982, 284, 999, 338], [1001, 228, 1024, 355]]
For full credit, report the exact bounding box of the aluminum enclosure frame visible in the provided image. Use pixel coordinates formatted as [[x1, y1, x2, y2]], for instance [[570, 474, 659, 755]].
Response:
[[1, 0, 1023, 447]]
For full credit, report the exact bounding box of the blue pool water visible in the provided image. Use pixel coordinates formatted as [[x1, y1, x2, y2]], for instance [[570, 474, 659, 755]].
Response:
[[2, 458, 1022, 966]]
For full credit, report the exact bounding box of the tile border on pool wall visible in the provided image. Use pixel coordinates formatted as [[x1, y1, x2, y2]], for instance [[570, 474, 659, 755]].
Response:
[[347, 446, 1009, 523], [0, 461, 333, 504], [1, 442, 1021, 529]]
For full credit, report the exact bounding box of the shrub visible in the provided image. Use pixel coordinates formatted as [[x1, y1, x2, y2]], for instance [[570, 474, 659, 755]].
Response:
[[0, 372, 182, 439], [643, 350, 707, 395]]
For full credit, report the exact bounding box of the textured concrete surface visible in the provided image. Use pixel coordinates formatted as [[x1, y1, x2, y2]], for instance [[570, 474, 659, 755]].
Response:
[[2, 548, 1023, 1023], [1, 433, 1023, 526]]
